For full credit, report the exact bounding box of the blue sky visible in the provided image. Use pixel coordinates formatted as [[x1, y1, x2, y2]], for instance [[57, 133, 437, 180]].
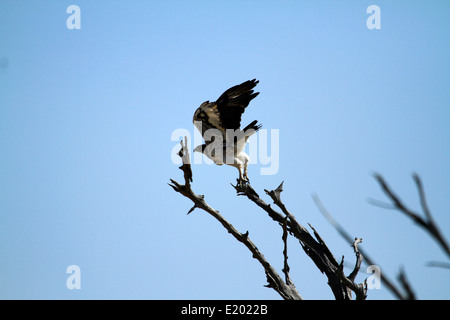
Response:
[[0, 1, 449, 299]]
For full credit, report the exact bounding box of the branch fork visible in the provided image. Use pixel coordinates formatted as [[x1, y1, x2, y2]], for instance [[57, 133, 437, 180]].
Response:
[[169, 137, 302, 300]]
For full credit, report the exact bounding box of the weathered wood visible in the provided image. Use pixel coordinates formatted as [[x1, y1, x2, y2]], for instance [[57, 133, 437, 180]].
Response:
[[169, 138, 302, 300]]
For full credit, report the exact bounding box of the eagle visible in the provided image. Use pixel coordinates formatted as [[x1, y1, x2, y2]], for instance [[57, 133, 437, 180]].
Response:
[[193, 79, 261, 184]]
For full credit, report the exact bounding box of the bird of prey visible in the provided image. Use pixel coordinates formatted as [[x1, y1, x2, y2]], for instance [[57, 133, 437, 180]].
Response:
[[193, 79, 261, 184]]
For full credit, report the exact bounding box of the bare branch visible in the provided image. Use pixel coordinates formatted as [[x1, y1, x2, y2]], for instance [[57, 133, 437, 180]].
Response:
[[336, 238, 367, 300], [281, 216, 293, 285], [366, 198, 396, 210], [397, 267, 416, 300], [313, 194, 411, 300], [337, 261, 367, 300], [235, 182, 351, 300], [178, 137, 192, 185], [170, 137, 302, 300], [412, 173, 432, 221], [374, 173, 450, 258], [425, 261, 450, 269], [312, 194, 355, 245], [348, 238, 363, 282]]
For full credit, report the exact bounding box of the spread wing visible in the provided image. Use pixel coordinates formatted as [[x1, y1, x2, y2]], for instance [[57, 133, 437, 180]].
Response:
[[193, 79, 259, 136], [215, 79, 259, 130]]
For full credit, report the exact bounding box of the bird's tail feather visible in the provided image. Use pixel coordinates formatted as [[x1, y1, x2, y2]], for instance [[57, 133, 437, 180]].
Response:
[[243, 120, 262, 133]]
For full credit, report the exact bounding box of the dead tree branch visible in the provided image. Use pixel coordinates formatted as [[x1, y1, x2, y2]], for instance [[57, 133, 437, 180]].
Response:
[[337, 238, 367, 300], [281, 215, 293, 286], [425, 261, 450, 269], [313, 194, 412, 300], [314, 171, 450, 300], [171, 138, 369, 300], [233, 182, 358, 300], [374, 173, 449, 258], [397, 267, 416, 300], [169, 138, 302, 300]]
